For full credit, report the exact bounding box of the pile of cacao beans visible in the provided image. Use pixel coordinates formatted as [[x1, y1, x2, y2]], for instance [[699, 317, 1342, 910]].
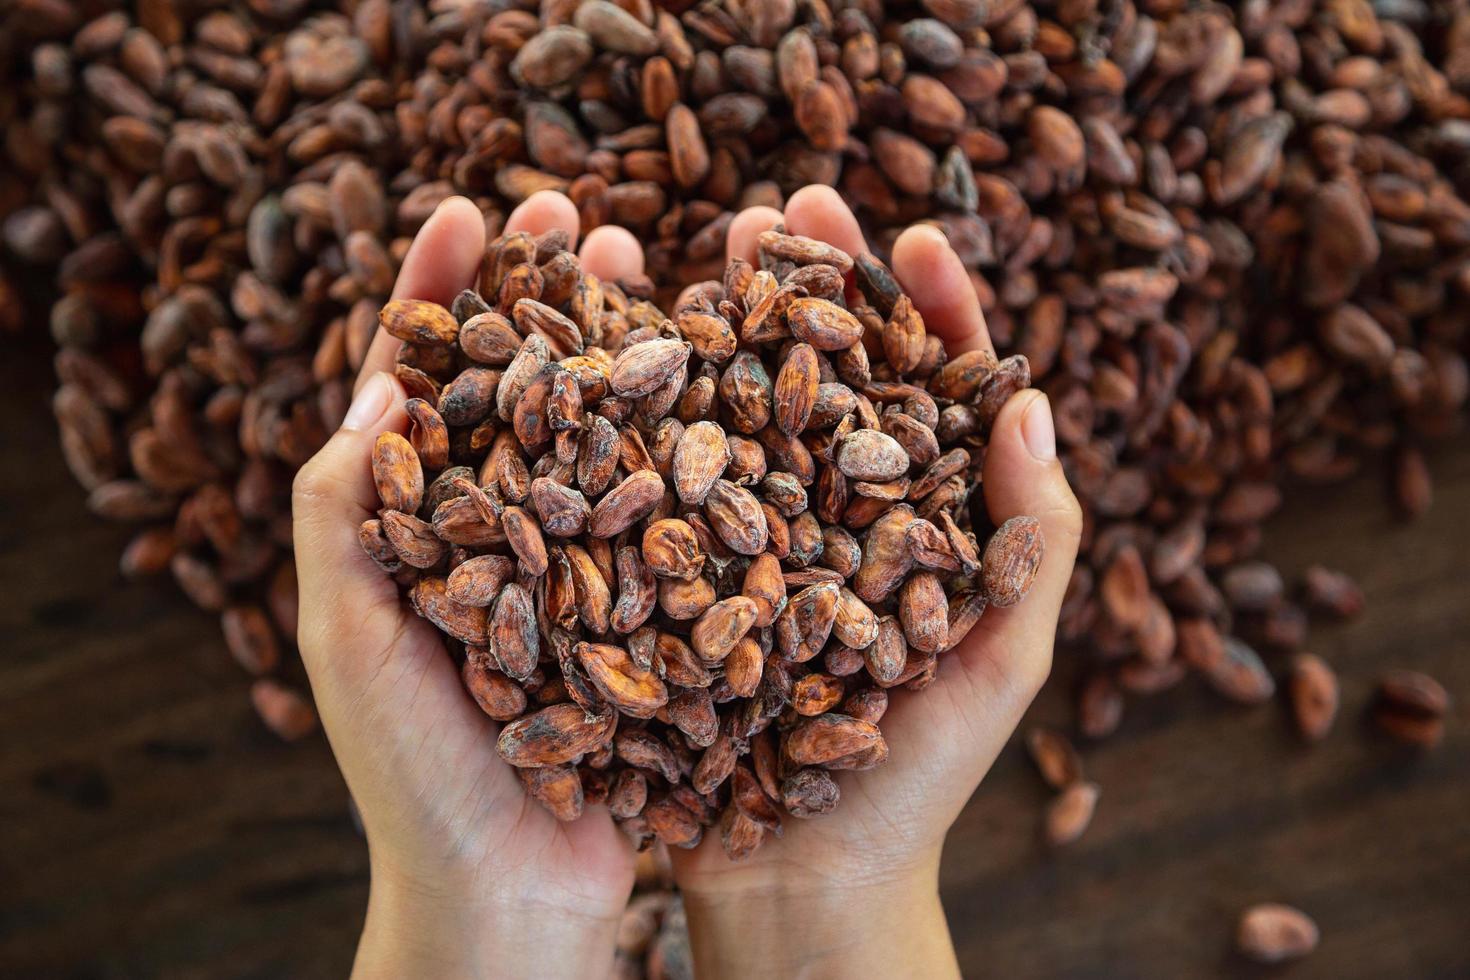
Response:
[[357, 226, 1042, 854], [1, 0, 1464, 832]]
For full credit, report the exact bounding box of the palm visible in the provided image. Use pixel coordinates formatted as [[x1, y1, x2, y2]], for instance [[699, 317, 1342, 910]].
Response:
[[673, 639, 1010, 890], [668, 187, 1079, 891], [328, 588, 635, 908], [294, 193, 652, 915]]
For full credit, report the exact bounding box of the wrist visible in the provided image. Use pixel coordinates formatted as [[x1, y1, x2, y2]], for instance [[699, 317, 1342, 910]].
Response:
[[680, 853, 957, 978], [677, 835, 944, 904], [354, 862, 623, 979]]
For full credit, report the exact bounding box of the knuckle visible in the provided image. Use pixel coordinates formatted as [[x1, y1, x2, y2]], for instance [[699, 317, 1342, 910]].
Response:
[[1047, 481, 1086, 543], [967, 638, 1052, 717], [1018, 648, 1054, 702], [291, 457, 341, 510]]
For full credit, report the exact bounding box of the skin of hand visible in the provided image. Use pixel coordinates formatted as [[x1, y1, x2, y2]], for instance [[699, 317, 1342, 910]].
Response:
[[669, 186, 1085, 979], [292, 192, 648, 979], [293, 184, 1081, 979]]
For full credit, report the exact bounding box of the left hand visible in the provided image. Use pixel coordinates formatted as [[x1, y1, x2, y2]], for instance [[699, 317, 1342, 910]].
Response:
[[671, 187, 1084, 979], [291, 192, 648, 979]]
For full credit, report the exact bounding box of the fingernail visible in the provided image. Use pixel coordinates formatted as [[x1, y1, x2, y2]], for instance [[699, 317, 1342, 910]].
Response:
[[424, 195, 464, 229], [343, 372, 394, 431], [1021, 391, 1056, 462], [914, 223, 949, 247]]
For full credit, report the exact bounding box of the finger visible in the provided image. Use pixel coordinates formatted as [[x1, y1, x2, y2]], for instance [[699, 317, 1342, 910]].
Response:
[[891, 224, 995, 359], [292, 363, 533, 833], [781, 185, 867, 258], [355, 196, 488, 394], [293, 374, 514, 801], [505, 189, 581, 247], [954, 390, 1082, 714], [873, 391, 1079, 808], [805, 392, 1079, 823], [726, 205, 783, 265], [579, 224, 645, 282], [291, 371, 410, 645]]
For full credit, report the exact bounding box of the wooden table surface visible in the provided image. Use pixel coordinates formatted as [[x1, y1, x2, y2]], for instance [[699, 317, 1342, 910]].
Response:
[[2, 332, 1466, 979]]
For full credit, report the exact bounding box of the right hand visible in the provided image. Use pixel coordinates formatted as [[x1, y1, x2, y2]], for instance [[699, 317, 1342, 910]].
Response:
[[292, 192, 650, 979]]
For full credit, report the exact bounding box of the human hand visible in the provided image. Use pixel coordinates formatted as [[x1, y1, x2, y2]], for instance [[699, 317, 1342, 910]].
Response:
[[670, 187, 1084, 978], [291, 192, 649, 979]]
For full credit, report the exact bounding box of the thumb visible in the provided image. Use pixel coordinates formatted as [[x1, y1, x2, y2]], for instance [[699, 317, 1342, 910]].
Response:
[[948, 389, 1083, 730], [871, 389, 1083, 811], [291, 371, 411, 671], [292, 375, 529, 820]]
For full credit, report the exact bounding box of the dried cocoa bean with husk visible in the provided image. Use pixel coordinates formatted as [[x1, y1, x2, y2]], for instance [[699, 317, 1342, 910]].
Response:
[[611, 339, 691, 398], [459, 312, 523, 366], [404, 399, 449, 472], [982, 516, 1045, 608], [612, 546, 657, 635], [835, 429, 911, 482], [491, 583, 539, 681], [943, 592, 988, 653], [1288, 653, 1339, 742], [497, 703, 616, 768], [1027, 728, 1083, 790], [250, 680, 319, 742], [864, 615, 908, 686], [463, 661, 529, 722], [606, 769, 648, 821], [1301, 566, 1365, 619], [659, 575, 717, 622], [852, 505, 915, 603], [672, 420, 731, 505], [577, 642, 667, 719], [590, 470, 665, 537], [719, 351, 774, 433], [379, 299, 458, 346], [371, 432, 422, 515], [775, 582, 839, 664], [832, 588, 879, 650], [1373, 669, 1449, 748], [1045, 781, 1100, 846], [519, 765, 584, 822], [977, 356, 1032, 431], [640, 519, 703, 581], [1236, 904, 1319, 964], [785, 298, 864, 352], [381, 510, 447, 569], [784, 714, 883, 766], [724, 637, 765, 699], [781, 767, 841, 817], [773, 343, 820, 436], [690, 597, 759, 664], [501, 506, 549, 576], [531, 477, 592, 538], [221, 606, 281, 677], [898, 572, 949, 654], [703, 480, 770, 556], [409, 578, 487, 646]]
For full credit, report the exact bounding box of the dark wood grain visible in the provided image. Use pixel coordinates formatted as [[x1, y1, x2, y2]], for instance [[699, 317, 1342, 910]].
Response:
[[2, 333, 1466, 979], [0, 338, 366, 980], [942, 436, 1470, 979]]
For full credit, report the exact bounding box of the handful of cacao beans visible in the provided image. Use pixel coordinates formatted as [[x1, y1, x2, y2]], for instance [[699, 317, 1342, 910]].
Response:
[[360, 224, 1042, 856]]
